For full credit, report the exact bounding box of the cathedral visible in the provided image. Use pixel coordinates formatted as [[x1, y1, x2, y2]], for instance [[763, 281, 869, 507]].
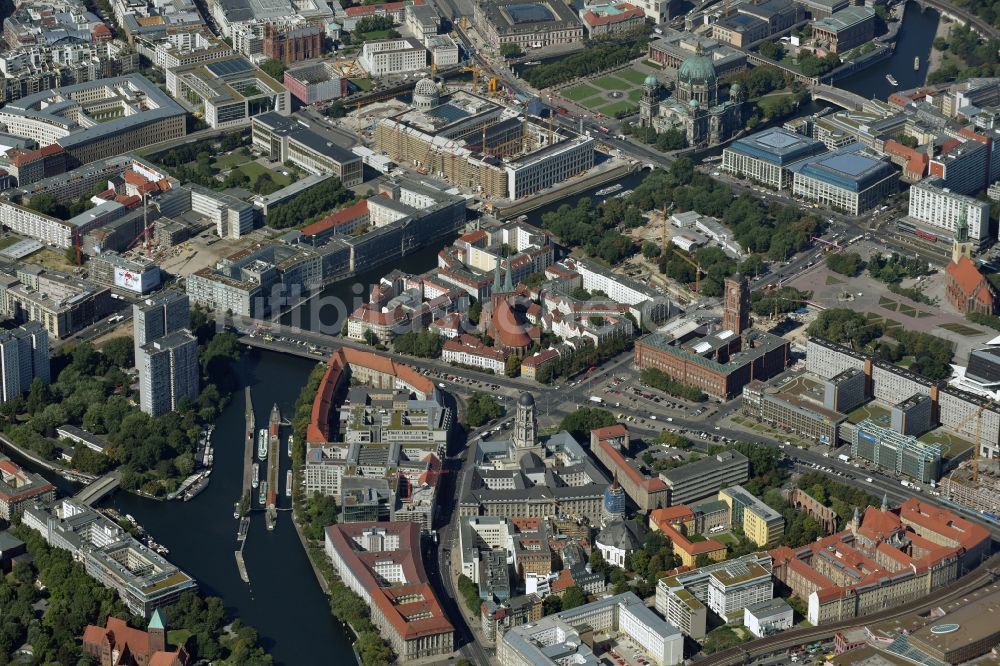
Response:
[[638, 46, 746, 147]]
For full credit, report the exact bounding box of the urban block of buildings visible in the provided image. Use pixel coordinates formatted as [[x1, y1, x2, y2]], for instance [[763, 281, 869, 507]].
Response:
[[24, 498, 197, 617], [460, 392, 611, 522], [324, 522, 454, 660], [499, 592, 684, 666], [0, 322, 50, 403], [0, 455, 55, 520], [0, 75, 186, 168], [655, 551, 774, 639], [375, 88, 595, 201], [473, 0, 584, 50], [770, 497, 990, 625]]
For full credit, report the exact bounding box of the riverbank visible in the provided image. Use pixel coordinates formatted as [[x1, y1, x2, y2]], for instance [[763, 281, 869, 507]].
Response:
[[927, 15, 952, 76], [0, 433, 96, 483]]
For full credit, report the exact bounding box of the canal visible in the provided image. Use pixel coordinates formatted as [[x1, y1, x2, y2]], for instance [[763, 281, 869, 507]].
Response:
[[103, 351, 353, 666]]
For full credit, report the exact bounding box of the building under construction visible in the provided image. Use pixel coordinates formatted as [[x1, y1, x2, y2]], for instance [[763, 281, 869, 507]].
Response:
[[374, 87, 594, 201], [942, 459, 1000, 515]]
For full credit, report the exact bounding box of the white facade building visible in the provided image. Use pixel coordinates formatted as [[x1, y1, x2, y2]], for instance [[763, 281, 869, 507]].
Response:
[[359, 38, 427, 77], [137, 330, 199, 416], [0, 323, 50, 403], [743, 598, 793, 637], [908, 178, 991, 244]]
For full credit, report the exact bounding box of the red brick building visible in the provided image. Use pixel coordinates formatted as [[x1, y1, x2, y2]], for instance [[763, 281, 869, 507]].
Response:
[[946, 256, 995, 315], [263, 24, 323, 66], [82, 611, 188, 666]]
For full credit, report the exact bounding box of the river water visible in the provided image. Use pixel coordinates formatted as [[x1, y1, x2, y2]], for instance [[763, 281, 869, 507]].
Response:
[[3, 9, 942, 663]]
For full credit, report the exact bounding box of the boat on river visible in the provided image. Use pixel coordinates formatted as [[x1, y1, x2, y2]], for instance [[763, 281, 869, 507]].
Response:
[[595, 183, 623, 197], [252, 463, 259, 488], [259, 481, 268, 505], [257, 428, 267, 461], [886, 74, 898, 86], [914, 56, 920, 70], [286, 470, 292, 497]]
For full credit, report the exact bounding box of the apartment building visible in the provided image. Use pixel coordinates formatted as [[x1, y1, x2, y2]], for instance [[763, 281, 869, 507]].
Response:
[[133, 290, 190, 362], [359, 38, 427, 76], [137, 331, 199, 416], [720, 485, 785, 548], [0, 322, 49, 403], [658, 450, 750, 505], [908, 178, 991, 244]]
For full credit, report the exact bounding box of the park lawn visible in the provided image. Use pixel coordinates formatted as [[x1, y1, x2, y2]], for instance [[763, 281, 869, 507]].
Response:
[[598, 100, 637, 117], [616, 67, 650, 85], [578, 95, 610, 111], [214, 151, 251, 170], [350, 77, 374, 92], [591, 75, 632, 91], [939, 322, 984, 336], [237, 162, 291, 187], [563, 83, 602, 102], [168, 630, 192, 648], [627, 89, 644, 102], [643, 59, 663, 69], [360, 30, 391, 40]]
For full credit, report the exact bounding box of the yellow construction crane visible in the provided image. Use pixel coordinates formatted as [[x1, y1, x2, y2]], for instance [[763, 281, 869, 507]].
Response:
[[952, 402, 996, 484], [462, 65, 480, 90], [672, 249, 704, 295]]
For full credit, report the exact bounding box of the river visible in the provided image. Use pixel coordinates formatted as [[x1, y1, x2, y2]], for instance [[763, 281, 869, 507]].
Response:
[[837, 2, 941, 100], [105, 351, 353, 665]]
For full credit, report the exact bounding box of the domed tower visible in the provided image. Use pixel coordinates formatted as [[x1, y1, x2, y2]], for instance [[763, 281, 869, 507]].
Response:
[[513, 392, 541, 462], [412, 78, 440, 111], [602, 474, 626, 527], [639, 74, 660, 128], [676, 44, 718, 108]]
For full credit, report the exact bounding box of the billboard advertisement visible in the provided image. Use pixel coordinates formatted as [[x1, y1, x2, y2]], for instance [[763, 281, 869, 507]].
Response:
[[114, 266, 160, 293]]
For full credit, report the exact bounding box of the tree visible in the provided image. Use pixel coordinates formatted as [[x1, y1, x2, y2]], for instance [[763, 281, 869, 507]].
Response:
[[465, 392, 503, 428], [101, 337, 134, 368], [500, 43, 523, 58], [392, 330, 444, 358], [807, 308, 881, 350], [558, 407, 615, 441], [362, 329, 379, 347], [759, 40, 785, 61], [825, 251, 864, 276], [640, 367, 707, 402], [641, 241, 661, 259], [898, 134, 919, 149], [259, 59, 286, 80], [505, 354, 520, 377], [561, 586, 587, 610]]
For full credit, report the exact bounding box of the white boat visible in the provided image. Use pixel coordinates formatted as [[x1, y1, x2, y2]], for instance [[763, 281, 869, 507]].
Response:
[[259, 481, 267, 505], [287, 433, 294, 458], [914, 56, 920, 70], [257, 428, 267, 461], [886, 74, 898, 86], [595, 183, 623, 197], [252, 463, 259, 488], [286, 470, 292, 497]]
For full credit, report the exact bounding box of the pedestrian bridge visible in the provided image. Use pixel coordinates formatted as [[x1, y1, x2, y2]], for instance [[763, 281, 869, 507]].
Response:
[[73, 470, 121, 505]]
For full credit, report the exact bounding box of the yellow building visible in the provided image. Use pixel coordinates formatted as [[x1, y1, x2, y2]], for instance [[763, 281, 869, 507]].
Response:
[[719, 485, 784, 548]]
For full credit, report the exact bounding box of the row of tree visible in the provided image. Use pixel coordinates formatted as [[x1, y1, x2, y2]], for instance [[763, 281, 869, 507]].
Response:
[[640, 367, 707, 402], [267, 178, 354, 229], [534, 333, 634, 384], [522, 33, 649, 89]]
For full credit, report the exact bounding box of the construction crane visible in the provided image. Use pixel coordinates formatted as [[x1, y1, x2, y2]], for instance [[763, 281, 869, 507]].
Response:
[[461, 65, 480, 90], [672, 249, 704, 295], [952, 401, 997, 485]]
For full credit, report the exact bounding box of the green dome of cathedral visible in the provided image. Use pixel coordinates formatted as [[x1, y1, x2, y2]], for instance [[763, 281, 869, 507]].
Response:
[[678, 51, 717, 84], [644, 74, 659, 87]]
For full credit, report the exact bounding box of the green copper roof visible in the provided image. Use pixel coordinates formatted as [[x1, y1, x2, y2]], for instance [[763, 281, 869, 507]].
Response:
[[644, 74, 659, 87], [678, 53, 717, 83], [148, 608, 165, 630]]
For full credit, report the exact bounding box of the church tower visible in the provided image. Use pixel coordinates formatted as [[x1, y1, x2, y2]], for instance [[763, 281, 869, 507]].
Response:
[[148, 608, 166, 654], [639, 75, 660, 128], [723, 273, 750, 335], [951, 204, 974, 264], [512, 392, 541, 462]]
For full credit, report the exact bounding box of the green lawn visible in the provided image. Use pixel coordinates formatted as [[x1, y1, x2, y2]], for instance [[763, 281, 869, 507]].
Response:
[[577, 95, 611, 111], [350, 77, 374, 92], [598, 100, 637, 117], [878, 296, 895, 306], [714, 531, 739, 546], [643, 59, 663, 69], [940, 322, 984, 336], [627, 88, 644, 102], [214, 151, 251, 170], [563, 83, 602, 102], [0, 236, 22, 251], [898, 304, 916, 317], [591, 75, 632, 91], [360, 30, 391, 40], [881, 302, 898, 312], [237, 162, 291, 187], [825, 275, 845, 285], [616, 67, 650, 85], [919, 429, 974, 461]]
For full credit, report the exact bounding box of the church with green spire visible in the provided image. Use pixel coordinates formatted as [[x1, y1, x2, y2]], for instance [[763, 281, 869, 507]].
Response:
[[945, 203, 996, 315]]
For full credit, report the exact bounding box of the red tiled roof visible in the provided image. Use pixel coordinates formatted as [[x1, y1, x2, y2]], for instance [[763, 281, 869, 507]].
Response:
[[493, 299, 532, 348], [898, 497, 991, 551], [883, 140, 928, 178], [947, 256, 994, 307], [521, 348, 558, 368], [325, 522, 453, 640], [582, 2, 645, 26], [302, 198, 370, 237], [443, 334, 508, 361], [939, 138, 962, 155], [345, 0, 423, 16]]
